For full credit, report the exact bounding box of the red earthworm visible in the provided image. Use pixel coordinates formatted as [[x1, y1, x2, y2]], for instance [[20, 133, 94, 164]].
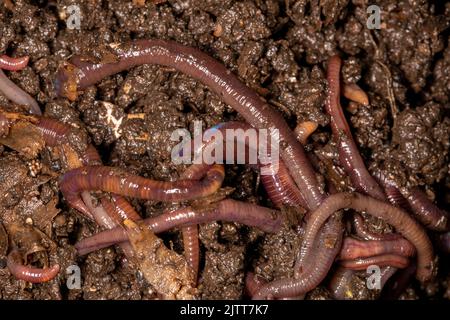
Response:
[[329, 266, 397, 300], [75, 199, 283, 255], [342, 83, 369, 106], [102, 173, 201, 279], [253, 214, 344, 299], [379, 266, 399, 290], [400, 187, 449, 232], [0, 69, 41, 115], [339, 254, 410, 270], [55, 39, 324, 210], [182, 225, 199, 283], [0, 55, 29, 71], [59, 164, 225, 217], [182, 121, 307, 209], [439, 232, 450, 253], [338, 237, 415, 260], [297, 192, 434, 283], [101, 193, 142, 223], [352, 214, 402, 241], [245, 272, 268, 298], [372, 171, 410, 210], [294, 121, 318, 145], [326, 56, 386, 201], [328, 267, 358, 300], [7, 249, 60, 283], [35, 116, 138, 257], [35, 118, 101, 166], [178, 165, 212, 282], [381, 262, 417, 300]]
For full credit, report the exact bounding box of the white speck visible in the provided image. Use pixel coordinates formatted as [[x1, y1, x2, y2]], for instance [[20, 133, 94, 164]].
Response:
[[99, 101, 124, 139]]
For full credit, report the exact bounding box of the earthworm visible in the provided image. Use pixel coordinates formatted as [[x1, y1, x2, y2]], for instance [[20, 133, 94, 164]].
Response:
[[439, 232, 450, 253], [342, 83, 369, 106], [326, 55, 386, 201], [294, 121, 318, 145], [35, 117, 72, 146], [329, 266, 397, 299], [59, 164, 225, 218], [182, 121, 307, 208], [339, 254, 410, 270], [352, 214, 402, 241], [7, 249, 60, 283], [338, 237, 415, 260], [328, 267, 358, 300], [0, 70, 41, 115], [182, 225, 200, 283], [55, 39, 324, 209], [101, 193, 142, 224], [297, 192, 434, 282], [35, 116, 138, 257], [253, 214, 344, 299], [178, 165, 212, 282], [75, 199, 283, 255], [381, 262, 417, 300], [372, 170, 410, 210], [0, 55, 29, 71], [34, 117, 102, 167], [400, 187, 449, 232], [245, 272, 268, 298]]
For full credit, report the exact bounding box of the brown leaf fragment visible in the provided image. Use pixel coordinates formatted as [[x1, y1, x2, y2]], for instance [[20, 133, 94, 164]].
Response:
[[124, 219, 198, 300], [0, 121, 44, 159]]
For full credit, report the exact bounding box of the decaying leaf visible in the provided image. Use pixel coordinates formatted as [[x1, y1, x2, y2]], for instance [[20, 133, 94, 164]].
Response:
[[32, 197, 60, 233], [0, 223, 7, 257], [124, 220, 198, 300], [0, 121, 44, 159]]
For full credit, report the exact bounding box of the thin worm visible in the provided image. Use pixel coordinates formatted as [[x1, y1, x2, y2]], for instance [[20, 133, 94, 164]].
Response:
[[401, 187, 449, 232], [329, 266, 397, 299], [35, 117, 102, 166], [339, 254, 410, 270], [55, 39, 324, 209], [75, 199, 283, 255], [182, 225, 199, 283], [186, 121, 307, 208], [328, 267, 358, 300], [35, 116, 138, 256], [439, 232, 450, 253], [352, 214, 402, 241], [7, 249, 60, 283], [294, 121, 318, 145], [372, 170, 410, 210], [342, 83, 369, 106], [0, 69, 41, 115], [381, 262, 417, 300], [326, 56, 386, 201], [59, 164, 225, 217], [338, 237, 415, 260], [0, 55, 29, 71], [101, 194, 142, 224], [253, 215, 344, 299], [297, 192, 434, 282], [245, 272, 268, 298]]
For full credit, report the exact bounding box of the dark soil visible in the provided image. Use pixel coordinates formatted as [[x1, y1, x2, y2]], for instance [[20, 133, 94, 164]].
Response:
[[0, 0, 449, 300]]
